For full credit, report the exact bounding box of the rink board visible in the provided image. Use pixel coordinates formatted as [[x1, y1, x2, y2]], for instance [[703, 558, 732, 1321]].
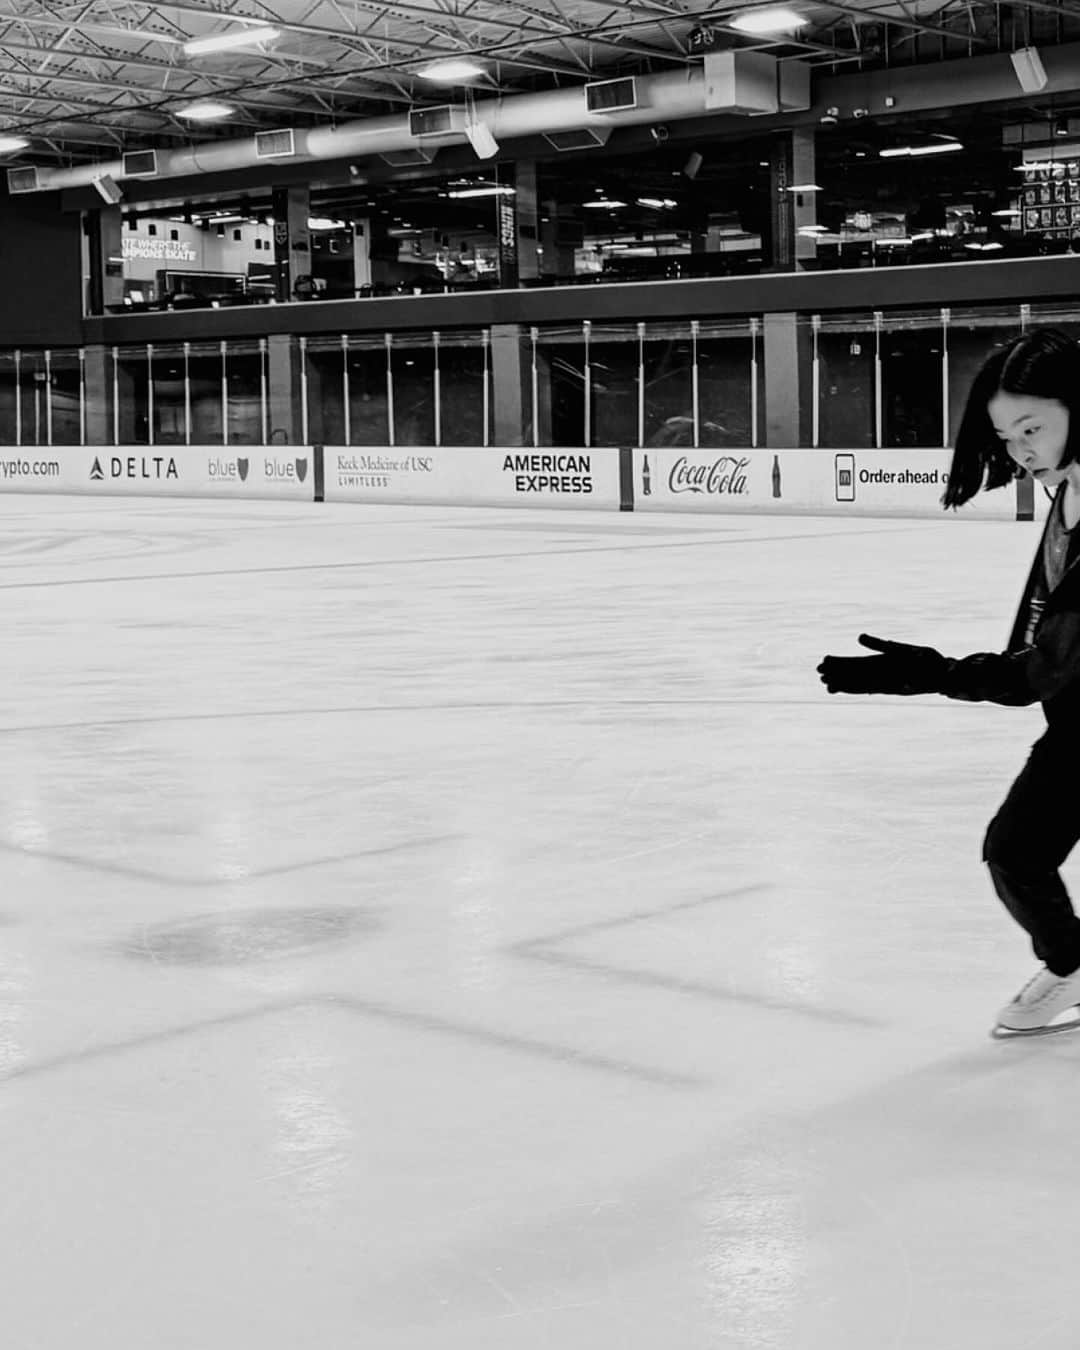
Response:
[[0, 447, 313, 499], [322, 447, 621, 510], [632, 448, 1018, 519]]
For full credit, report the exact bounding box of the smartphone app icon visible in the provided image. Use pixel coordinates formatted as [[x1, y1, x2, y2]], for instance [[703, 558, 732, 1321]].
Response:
[[835, 453, 855, 502]]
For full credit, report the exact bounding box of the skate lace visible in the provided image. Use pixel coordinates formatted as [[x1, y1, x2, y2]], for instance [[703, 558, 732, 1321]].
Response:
[[1016, 967, 1071, 1006]]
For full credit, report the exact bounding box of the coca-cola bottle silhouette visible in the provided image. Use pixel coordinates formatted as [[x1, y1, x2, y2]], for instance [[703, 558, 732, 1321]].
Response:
[[771, 454, 781, 499], [642, 454, 652, 496]]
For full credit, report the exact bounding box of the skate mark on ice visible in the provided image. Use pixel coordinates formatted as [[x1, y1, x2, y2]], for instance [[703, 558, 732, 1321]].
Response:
[[509, 885, 885, 1030]]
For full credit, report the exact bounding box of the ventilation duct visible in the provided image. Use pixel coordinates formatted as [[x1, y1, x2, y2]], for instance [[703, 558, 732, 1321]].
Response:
[[380, 147, 436, 166], [409, 106, 462, 137], [7, 166, 39, 194], [704, 51, 780, 115], [27, 63, 808, 192], [543, 128, 611, 152], [255, 129, 296, 158], [122, 149, 158, 177], [586, 77, 637, 113]]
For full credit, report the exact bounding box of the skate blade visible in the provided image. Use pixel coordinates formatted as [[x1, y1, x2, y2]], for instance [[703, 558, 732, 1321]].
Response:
[[992, 1008, 1080, 1040]]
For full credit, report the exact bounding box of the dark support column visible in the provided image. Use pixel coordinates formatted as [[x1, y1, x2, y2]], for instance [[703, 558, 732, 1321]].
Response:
[[86, 207, 124, 313], [84, 344, 111, 445], [266, 334, 302, 445], [272, 185, 311, 301], [768, 129, 817, 272], [490, 324, 529, 446], [763, 311, 812, 447], [516, 161, 540, 284]]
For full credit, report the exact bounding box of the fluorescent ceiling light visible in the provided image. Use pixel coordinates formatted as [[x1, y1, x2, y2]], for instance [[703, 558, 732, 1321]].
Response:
[[798, 224, 828, 233], [419, 58, 484, 82], [637, 197, 677, 209], [880, 140, 962, 158], [307, 216, 347, 230], [584, 198, 627, 208], [176, 100, 235, 121], [0, 135, 28, 153], [730, 7, 806, 33], [446, 185, 515, 198], [785, 183, 821, 192], [992, 208, 1021, 217], [183, 25, 280, 56]]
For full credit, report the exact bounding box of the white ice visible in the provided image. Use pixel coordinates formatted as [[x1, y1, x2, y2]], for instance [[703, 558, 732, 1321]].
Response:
[[0, 495, 1072, 1349]]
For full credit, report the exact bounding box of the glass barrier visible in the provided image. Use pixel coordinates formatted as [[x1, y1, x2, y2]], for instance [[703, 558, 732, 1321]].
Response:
[[0, 305, 1062, 452]]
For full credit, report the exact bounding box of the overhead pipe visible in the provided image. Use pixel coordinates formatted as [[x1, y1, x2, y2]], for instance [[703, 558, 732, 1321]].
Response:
[[28, 65, 729, 191]]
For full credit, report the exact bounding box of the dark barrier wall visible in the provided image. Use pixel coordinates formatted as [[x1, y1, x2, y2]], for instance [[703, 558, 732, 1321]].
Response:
[[0, 195, 83, 347]]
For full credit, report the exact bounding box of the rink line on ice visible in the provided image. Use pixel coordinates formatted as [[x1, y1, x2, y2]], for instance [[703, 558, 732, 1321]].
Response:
[[508, 885, 886, 1030], [0, 523, 937, 591], [0, 696, 990, 738], [0, 990, 703, 1091], [0, 831, 462, 887]]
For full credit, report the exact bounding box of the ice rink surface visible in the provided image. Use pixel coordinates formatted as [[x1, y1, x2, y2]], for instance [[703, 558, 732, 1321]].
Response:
[[0, 494, 1076, 1350]]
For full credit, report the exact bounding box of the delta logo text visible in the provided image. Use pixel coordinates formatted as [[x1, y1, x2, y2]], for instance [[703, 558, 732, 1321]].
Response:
[[90, 455, 179, 481], [335, 452, 434, 489], [667, 455, 750, 497], [503, 453, 592, 495]]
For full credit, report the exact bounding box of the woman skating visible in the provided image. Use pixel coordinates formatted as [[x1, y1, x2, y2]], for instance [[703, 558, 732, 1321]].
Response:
[[818, 327, 1080, 1037]]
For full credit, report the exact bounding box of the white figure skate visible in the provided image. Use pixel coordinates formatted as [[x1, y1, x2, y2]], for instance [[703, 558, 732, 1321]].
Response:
[[992, 965, 1080, 1039]]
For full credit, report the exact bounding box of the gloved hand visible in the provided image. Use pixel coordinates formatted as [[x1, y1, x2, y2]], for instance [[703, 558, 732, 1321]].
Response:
[[817, 633, 950, 696]]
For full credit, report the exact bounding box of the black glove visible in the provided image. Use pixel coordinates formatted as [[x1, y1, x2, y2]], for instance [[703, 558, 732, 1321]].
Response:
[[817, 633, 950, 696]]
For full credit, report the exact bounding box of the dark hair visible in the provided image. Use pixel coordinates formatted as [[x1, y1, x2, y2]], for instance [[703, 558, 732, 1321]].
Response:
[[942, 326, 1080, 509]]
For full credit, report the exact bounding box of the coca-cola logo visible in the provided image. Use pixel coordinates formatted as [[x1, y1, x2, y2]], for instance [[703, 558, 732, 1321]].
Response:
[[669, 456, 750, 496]]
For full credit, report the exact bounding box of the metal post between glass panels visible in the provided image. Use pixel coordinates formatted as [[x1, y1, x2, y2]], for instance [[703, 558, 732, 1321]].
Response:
[[750, 318, 760, 450], [14, 349, 21, 446], [341, 334, 351, 446], [183, 342, 191, 445], [583, 321, 592, 449], [259, 339, 268, 445], [147, 344, 155, 446], [482, 329, 491, 448], [530, 326, 539, 448], [78, 348, 86, 446], [44, 349, 53, 447], [941, 308, 950, 449], [810, 315, 821, 448], [299, 337, 309, 444], [220, 341, 228, 446], [385, 333, 395, 448], [873, 311, 883, 450], [636, 323, 645, 448], [112, 346, 119, 446], [690, 321, 700, 449], [433, 331, 442, 448]]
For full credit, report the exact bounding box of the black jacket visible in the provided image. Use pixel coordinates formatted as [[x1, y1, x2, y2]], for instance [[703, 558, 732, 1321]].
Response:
[[942, 482, 1080, 725]]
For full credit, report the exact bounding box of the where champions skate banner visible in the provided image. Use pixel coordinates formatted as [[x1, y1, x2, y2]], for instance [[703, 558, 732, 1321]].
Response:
[[0, 447, 314, 500], [322, 447, 621, 510], [633, 448, 1018, 520]]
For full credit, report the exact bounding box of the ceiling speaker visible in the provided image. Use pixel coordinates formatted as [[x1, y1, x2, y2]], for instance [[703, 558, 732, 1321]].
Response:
[[1011, 47, 1048, 93], [464, 122, 499, 159], [92, 174, 123, 204]]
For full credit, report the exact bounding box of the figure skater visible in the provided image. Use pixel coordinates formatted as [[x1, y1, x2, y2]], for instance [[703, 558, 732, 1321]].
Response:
[[818, 327, 1080, 1037]]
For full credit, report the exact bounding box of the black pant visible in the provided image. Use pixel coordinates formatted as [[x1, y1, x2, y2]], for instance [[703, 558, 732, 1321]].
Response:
[[983, 731, 1080, 977]]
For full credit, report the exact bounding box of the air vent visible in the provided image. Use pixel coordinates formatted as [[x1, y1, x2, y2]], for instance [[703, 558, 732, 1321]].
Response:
[[409, 105, 459, 137], [122, 149, 158, 177], [585, 77, 637, 114], [380, 148, 436, 167], [6, 166, 38, 194], [255, 129, 296, 158], [541, 128, 611, 152]]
